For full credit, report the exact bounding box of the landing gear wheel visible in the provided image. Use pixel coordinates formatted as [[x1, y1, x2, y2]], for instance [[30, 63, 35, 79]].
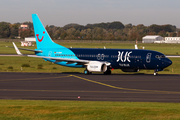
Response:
[[154, 70, 158, 76], [104, 69, 111, 75], [84, 70, 91, 75], [84, 70, 88, 75], [154, 72, 157, 76]]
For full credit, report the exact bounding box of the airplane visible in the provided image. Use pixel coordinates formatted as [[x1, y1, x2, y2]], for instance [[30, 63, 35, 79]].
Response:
[[10, 14, 172, 75]]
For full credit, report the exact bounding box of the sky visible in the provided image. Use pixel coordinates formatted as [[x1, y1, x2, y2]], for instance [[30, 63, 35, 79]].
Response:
[[0, 0, 180, 28]]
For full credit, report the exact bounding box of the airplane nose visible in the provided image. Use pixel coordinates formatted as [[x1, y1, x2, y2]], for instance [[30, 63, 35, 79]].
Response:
[[165, 58, 172, 67]]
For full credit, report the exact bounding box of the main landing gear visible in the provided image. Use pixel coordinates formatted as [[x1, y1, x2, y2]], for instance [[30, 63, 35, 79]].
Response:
[[84, 69, 92, 75], [104, 69, 111, 75], [84, 69, 112, 75]]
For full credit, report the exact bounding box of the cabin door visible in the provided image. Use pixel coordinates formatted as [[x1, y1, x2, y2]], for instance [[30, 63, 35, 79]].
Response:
[[143, 53, 152, 69], [146, 53, 152, 63]]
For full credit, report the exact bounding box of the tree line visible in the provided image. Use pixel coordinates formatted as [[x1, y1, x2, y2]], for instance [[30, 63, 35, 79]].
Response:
[[0, 20, 178, 41]]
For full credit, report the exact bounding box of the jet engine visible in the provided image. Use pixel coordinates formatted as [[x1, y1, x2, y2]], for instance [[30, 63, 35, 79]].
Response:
[[87, 61, 107, 72]]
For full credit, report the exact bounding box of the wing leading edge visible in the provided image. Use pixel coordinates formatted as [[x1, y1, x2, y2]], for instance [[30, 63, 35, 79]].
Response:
[[10, 42, 111, 66], [28, 55, 110, 66]]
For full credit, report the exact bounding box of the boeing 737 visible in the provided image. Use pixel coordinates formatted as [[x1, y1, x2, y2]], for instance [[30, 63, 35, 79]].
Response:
[[11, 14, 172, 75]]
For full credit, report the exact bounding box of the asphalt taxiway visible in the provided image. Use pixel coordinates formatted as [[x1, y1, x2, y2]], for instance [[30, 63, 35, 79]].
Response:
[[0, 72, 180, 102]]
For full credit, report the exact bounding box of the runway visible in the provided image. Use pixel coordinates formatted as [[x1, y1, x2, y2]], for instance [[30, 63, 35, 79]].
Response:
[[0, 72, 180, 102]]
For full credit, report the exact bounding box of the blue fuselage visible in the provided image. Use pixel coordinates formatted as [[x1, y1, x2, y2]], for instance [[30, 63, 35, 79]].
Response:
[[36, 48, 172, 71]]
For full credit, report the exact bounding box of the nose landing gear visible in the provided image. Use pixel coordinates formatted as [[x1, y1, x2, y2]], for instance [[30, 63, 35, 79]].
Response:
[[154, 71, 158, 76], [154, 69, 159, 76]]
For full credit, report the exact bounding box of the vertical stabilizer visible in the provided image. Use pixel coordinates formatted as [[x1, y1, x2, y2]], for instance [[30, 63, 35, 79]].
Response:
[[32, 14, 65, 49]]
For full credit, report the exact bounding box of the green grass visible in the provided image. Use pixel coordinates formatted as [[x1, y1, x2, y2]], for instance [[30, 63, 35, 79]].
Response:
[[0, 100, 180, 120], [0, 56, 84, 73]]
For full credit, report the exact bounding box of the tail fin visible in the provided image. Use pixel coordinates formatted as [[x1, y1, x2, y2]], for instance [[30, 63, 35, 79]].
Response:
[[32, 14, 65, 49]]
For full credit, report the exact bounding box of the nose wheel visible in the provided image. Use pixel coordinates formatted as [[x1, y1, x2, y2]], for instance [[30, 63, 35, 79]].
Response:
[[154, 69, 158, 76]]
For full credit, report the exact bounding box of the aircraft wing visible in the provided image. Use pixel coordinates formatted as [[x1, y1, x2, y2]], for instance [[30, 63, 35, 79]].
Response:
[[10, 42, 111, 66], [28, 55, 110, 65]]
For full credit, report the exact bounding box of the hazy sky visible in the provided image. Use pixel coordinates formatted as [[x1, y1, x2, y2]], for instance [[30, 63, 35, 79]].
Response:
[[0, 0, 180, 27]]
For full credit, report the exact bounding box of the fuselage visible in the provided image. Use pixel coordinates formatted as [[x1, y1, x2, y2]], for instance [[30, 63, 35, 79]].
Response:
[[36, 48, 172, 71]]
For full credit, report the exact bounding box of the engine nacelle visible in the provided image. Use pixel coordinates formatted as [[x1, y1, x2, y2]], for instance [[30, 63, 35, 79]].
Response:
[[87, 61, 107, 72]]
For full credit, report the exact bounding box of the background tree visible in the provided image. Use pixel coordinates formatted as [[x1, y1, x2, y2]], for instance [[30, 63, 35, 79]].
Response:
[[0, 22, 10, 38], [10, 24, 19, 38], [20, 30, 33, 39], [0, 20, 178, 41], [108, 21, 124, 29]]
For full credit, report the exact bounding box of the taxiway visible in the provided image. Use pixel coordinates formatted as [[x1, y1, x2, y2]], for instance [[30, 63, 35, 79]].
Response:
[[0, 72, 180, 102]]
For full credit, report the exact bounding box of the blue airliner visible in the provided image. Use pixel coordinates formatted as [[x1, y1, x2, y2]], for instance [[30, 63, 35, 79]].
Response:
[[12, 14, 172, 75]]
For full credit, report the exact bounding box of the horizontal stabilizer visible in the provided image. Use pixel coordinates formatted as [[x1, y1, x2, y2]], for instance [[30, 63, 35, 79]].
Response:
[[7, 44, 42, 53], [16, 48, 42, 53]]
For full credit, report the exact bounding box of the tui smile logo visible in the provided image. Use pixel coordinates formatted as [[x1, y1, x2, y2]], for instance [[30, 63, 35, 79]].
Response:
[[36, 31, 45, 42]]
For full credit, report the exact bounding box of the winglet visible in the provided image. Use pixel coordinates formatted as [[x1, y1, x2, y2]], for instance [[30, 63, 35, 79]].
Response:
[[12, 42, 22, 55]]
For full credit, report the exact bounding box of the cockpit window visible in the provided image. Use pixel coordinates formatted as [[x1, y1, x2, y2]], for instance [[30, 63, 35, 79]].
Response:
[[156, 55, 165, 59], [155, 55, 159, 58], [160, 55, 165, 58]]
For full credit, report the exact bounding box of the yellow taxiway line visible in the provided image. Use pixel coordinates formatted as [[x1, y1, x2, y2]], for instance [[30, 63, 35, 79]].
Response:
[[71, 75, 180, 94]]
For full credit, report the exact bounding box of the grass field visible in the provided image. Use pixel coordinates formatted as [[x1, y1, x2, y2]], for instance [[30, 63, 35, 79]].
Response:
[[0, 100, 180, 120], [1, 41, 180, 120]]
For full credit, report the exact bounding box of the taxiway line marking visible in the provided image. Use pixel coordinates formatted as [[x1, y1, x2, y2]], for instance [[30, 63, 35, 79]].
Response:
[[0, 75, 71, 82], [0, 89, 144, 94], [0, 89, 178, 94], [71, 75, 180, 94], [94, 78, 180, 82]]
